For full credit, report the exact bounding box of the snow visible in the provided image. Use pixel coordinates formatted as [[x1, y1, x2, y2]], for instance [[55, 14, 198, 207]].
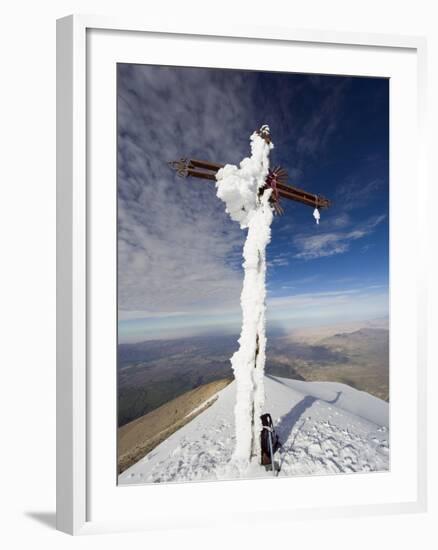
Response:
[[119, 376, 390, 485], [182, 393, 220, 420], [215, 131, 272, 229], [215, 130, 274, 467]]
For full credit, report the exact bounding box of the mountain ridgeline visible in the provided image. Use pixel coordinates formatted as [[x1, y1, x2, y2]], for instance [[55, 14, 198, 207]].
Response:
[[117, 327, 389, 427]]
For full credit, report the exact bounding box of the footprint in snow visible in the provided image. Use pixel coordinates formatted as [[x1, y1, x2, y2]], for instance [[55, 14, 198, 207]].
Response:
[[327, 458, 342, 472], [307, 442, 324, 457], [321, 437, 338, 455], [341, 444, 358, 464]]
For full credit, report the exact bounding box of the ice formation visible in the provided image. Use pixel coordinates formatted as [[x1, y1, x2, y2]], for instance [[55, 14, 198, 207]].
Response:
[[215, 130, 274, 468], [313, 207, 320, 225]]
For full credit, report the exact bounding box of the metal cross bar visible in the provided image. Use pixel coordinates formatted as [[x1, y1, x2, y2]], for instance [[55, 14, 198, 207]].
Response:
[[168, 158, 331, 210]]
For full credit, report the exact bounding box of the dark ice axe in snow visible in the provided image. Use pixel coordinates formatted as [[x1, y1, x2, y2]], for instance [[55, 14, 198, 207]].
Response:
[[260, 413, 280, 475]]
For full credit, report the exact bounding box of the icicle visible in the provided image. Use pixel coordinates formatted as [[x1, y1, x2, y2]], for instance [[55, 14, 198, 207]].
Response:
[[313, 208, 320, 225]]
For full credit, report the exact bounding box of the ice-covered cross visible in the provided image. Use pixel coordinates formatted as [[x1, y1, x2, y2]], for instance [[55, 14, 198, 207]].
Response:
[[214, 129, 274, 467], [168, 126, 331, 469]]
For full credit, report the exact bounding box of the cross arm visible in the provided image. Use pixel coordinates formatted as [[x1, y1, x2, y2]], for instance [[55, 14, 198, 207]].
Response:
[[168, 158, 331, 210], [275, 182, 330, 209], [168, 158, 221, 181]]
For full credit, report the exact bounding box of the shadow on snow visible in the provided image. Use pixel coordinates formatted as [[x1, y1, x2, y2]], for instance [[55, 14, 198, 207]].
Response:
[[266, 375, 342, 444]]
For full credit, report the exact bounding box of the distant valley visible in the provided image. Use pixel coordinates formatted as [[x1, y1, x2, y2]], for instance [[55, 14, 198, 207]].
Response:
[[118, 321, 389, 427]]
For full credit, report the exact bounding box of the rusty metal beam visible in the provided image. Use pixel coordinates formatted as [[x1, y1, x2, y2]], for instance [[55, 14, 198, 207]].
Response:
[[276, 183, 330, 209], [188, 159, 224, 171], [168, 158, 331, 210], [186, 169, 217, 181]]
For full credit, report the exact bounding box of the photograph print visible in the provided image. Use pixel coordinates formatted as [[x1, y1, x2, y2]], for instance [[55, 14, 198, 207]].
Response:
[[117, 63, 389, 485]]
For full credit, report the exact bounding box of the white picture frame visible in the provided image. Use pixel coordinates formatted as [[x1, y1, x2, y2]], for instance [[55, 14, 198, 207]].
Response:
[[57, 14, 428, 535]]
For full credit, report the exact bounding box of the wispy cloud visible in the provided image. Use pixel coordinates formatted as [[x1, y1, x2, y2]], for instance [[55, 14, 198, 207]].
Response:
[[293, 214, 386, 260], [294, 79, 349, 157], [335, 177, 385, 211], [267, 285, 389, 328], [268, 253, 290, 268], [330, 212, 351, 229], [117, 65, 260, 315], [118, 284, 388, 341]]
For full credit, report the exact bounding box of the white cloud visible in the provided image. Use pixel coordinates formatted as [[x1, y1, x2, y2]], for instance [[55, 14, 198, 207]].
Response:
[[335, 177, 385, 211], [296, 79, 348, 156], [118, 285, 389, 341], [330, 212, 351, 228], [268, 254, 290, 268], [267, 286, 389, 328], [293, 214, 386, 260], [117, 65, 259, 315]]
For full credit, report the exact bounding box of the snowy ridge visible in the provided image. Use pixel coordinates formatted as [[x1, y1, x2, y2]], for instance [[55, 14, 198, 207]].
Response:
[[119, 376, 389, 485]]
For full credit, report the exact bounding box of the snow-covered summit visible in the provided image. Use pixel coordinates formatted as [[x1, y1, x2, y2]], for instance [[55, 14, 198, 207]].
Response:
[[119, 376, 389, 485]]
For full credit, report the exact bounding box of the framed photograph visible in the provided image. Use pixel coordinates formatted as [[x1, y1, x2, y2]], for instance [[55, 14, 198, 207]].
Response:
[[57, 15, 427, 535]]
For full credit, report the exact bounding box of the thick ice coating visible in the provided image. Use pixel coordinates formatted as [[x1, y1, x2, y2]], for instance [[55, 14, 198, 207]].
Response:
[[216, 132, 273, 229], [215, 131, 274, 468]]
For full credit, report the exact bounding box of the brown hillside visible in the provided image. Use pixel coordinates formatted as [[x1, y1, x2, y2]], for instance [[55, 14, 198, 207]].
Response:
[[118, 378, 232, 474]]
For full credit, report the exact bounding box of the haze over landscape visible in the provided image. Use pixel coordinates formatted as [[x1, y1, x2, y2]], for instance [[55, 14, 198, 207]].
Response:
[[118, 318, 389, 428]]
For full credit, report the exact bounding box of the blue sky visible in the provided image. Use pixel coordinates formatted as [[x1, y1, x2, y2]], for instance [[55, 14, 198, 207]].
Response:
[[117, 65, 389, 343]]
